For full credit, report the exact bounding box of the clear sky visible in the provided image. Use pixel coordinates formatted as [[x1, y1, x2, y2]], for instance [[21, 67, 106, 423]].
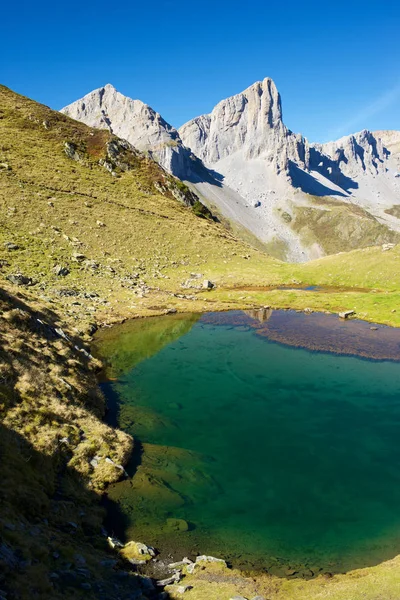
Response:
[[2, 0, 399, 142]]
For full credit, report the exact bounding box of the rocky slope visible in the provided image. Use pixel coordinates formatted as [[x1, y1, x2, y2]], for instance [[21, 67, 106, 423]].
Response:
[[63, 80, 400, 261], [61, 84, 198, 180], [180, 79, 400, 260]]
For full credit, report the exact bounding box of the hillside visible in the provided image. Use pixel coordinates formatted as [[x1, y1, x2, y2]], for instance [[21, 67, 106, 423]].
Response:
[[2, 84, 400, 600], [62, 80, 400, 261], [0, 84, 289, 326]]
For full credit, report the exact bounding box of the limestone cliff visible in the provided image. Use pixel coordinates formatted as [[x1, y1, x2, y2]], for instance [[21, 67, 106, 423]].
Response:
[[61, 84, 193, 179]]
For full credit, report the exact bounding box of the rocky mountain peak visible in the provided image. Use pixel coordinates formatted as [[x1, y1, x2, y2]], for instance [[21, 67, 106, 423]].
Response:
[[61, 79, 400, 263], [178, 77, 293, 168], [61, 84, 192, 177]]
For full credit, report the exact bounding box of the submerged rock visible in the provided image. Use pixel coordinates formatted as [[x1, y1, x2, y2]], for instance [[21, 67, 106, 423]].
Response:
[[165, 518, 189, 532]]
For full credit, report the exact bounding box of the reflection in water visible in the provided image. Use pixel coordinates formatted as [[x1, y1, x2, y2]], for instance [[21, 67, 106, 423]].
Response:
[[245, 307, 273, 323], [96, 310, 400, 576]]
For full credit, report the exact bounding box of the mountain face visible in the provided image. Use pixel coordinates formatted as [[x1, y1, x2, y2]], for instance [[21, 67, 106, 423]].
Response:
[[62, 81, 400, 262], [179, 78, 308, 174], [179, 79, 400, 260], [374, 130, 400, 171], [61, 84, 194, 179]]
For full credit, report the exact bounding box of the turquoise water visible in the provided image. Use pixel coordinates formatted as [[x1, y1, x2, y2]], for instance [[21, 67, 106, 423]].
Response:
[[97, 311, 400, 575]]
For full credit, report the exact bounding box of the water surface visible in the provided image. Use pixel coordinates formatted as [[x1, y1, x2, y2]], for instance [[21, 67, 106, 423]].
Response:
[[95, 310, 400, 576]]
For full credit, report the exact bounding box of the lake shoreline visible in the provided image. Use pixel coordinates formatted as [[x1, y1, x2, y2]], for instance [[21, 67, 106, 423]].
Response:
[[94, 308, 400, 582]]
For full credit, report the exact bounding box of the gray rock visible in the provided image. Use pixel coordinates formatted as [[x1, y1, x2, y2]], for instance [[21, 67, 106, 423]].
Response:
[[72, 253, 86, 262], [53, 265, 69, 276], [176, 585, 192, 593], [382, 243, 395, 251], [202, 279, 214, 290], [64, 142, 82, 162], [156, 573, 181, 586], [4, 242, 19, 251], [107, 536, 124, 549], [168, 558, 193, 569], [339, 310, 355, 319], [7, 273, 32, 286], [195, 555, 227, 566]]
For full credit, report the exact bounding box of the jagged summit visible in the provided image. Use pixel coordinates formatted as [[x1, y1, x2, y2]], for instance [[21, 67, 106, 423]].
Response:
[[61, 84, 179, 148], [62, 78, 400, 262], [61, 84, 191, 177], [179, 76, 300, 173]]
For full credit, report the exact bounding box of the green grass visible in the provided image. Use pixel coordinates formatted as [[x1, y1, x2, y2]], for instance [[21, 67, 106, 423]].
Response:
[[290, 196, 400, 255], [2, 83, 400, 599]]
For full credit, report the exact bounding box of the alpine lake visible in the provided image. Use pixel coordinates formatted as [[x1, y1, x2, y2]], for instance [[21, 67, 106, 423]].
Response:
[[93, 308, 400, 578]]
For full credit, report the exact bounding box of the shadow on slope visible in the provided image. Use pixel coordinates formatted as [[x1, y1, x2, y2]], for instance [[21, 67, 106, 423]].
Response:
[[0, 286, 167, 599], [289, 162, 349, 197]]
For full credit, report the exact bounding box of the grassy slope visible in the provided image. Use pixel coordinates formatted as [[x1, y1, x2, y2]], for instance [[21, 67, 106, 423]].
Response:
[[0, 287, 154, 600], [0, 84, 288, 325], [2, 85, 400, 599], [291, 195, 400, 255]]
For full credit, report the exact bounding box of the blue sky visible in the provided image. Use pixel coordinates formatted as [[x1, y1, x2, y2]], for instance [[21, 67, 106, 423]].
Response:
[[2, 0, 400, 142]]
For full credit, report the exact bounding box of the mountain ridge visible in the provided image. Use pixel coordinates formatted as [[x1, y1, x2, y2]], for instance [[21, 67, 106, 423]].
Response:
[[62, 80, 400, 261]]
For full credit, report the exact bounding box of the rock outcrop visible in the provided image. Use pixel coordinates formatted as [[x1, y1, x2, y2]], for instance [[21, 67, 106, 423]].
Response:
[[374, 130, 400, 171], [314, 130, 389, 178], [179, 79, 400, 260]]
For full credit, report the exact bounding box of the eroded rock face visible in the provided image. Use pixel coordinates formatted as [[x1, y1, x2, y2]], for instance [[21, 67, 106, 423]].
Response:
[[314, 130, 389, 178], [374, 130, 400, 171], [61, 84, 193, 178], [179, 78, 309, 175]]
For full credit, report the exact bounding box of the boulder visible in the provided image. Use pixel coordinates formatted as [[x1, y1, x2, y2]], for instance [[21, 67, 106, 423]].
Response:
[[176, 585, 192, 593], [53, 265, 69, 277], [195, 555, 227, 567], [6, 273, 32, 286], [72, 253, 85, 262], [203, 279, 214, 290], [339, 310, 355, 319], [119, 541, 156, 564], [168, 558, 193, 569], [107, 536, 124, 549], [157, 573, 181, 586], [4, 242, 19, 251]]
